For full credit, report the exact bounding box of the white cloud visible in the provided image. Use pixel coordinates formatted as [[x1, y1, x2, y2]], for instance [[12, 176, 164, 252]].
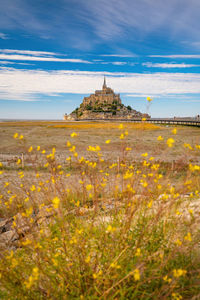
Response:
[[97, 61, 128, 65], [1, 68, 200, 101], [0, 33, 9, 39], [126, 94, 160, 98], [0, 49, 57, 56], [1, 0, 200, 52], [101, 54, 136, 57], [81, 0, 200, 44], [149, 55, 200, 59], [143, 62, 200, 68], [0, 60, 34, 65], [0, 54, 90, 63], [111, 61, 128, 65]]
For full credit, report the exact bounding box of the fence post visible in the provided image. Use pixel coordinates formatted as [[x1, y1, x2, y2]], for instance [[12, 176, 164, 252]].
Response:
[[118, 156, 120, 173], [172, 160, 175, 171], [21, 153, 24, 168]]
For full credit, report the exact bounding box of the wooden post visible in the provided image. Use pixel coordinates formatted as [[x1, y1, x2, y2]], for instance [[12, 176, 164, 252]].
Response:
[[172, 160, 175, 171], [21, 153, 24, 168]]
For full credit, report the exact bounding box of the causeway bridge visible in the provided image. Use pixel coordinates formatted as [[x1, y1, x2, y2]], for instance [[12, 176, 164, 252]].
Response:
[[78, 118, 200, 127], [133, 118, 200, 127]]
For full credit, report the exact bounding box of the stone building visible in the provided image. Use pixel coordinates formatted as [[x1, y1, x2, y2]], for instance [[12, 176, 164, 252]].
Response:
[[82, 77, 122, 107]]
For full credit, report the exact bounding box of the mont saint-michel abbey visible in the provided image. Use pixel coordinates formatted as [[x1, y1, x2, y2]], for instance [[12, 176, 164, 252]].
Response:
[[82, 77, 122, 107], [64, 78, 147, 120]]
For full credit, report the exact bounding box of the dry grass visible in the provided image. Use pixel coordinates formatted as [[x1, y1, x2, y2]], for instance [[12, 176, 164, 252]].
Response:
[[0, 121, 200, 299], [0, 121, 199, 163]]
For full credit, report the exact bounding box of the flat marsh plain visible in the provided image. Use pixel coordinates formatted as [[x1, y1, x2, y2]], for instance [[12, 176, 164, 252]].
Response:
[[0, 121, 200, 299], [0, 120, 200, 162]]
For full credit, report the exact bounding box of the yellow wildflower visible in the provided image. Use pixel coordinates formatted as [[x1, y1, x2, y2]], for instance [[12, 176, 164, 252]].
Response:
[[147, 96, 153, 102], [30, 185, 36, 192], [106, 225, 116, 233], [86, 184, 93, 191], [173, 269, 187, 278], [135, 248, 141, 257], [124, 130, 128, 136], [172, 293, 182, 300], [75, 201, 80, 207], [184, 232, 192, 242], [163, 275, 172, 283], [85, 256, 91, 263], [166, 138, 175, 147], [175, 239, 182, 246], [17, 158, 21, 165], [105, 140, 111, 144], [87, 145, 101, 152], [189, 164, 200, 172], [172, 128, 177, 135], [22, 239, 32, 246], [13, 133, 18, 139], [133, 269, 140, 281], [157, 135, 163, 141], [141, 152, 148, 157], [71, 132, 78, 137], [28, 146, 33, 152], [52, 197, 60, 209]]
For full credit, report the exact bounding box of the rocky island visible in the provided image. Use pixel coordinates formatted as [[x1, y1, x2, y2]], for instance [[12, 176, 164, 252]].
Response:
[[64, 78, 149, 120]]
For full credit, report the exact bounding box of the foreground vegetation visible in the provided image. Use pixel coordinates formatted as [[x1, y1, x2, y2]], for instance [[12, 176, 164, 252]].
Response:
[[0, 122, 200, 299]]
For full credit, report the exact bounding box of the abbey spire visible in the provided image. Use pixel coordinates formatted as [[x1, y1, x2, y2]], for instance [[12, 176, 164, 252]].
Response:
[[102, 76, 107, 89]]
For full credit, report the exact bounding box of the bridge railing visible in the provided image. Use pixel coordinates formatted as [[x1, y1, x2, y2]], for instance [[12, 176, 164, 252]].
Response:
[[75, 118, 200, 127]]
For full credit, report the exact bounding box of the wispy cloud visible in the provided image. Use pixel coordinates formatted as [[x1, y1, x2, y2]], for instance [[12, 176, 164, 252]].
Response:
[[111, 62, 127, 65], [0, 60, 34, 65], [0, 54, 90, 63], [126, 93, 158, 98], [0, 33, 9, 39], [96, 61, 128, 65], [0, 49, 57, 56], [0, 67, 200, 101], [101, 54, 136, 57], [0, 0, 200, 52], [143, 62, 200, 68], [80, 0, 200, 45], [149, 55, 200, 59]]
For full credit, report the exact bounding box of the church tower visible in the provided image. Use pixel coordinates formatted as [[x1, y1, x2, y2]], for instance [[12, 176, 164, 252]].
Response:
[[102, 76, 107, 90]]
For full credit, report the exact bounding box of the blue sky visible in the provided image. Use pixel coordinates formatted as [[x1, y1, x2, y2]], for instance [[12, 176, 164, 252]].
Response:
[[0, 0, 200, 119]]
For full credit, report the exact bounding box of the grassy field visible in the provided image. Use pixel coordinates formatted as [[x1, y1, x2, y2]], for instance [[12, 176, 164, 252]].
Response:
[[0, 121, 200, 299], [0, 121, 200, 162]]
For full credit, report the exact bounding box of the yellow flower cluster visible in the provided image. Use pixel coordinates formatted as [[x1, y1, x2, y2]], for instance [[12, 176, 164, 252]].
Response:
[[87, 145, 101, 152], [25, 267, 39, 289]]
